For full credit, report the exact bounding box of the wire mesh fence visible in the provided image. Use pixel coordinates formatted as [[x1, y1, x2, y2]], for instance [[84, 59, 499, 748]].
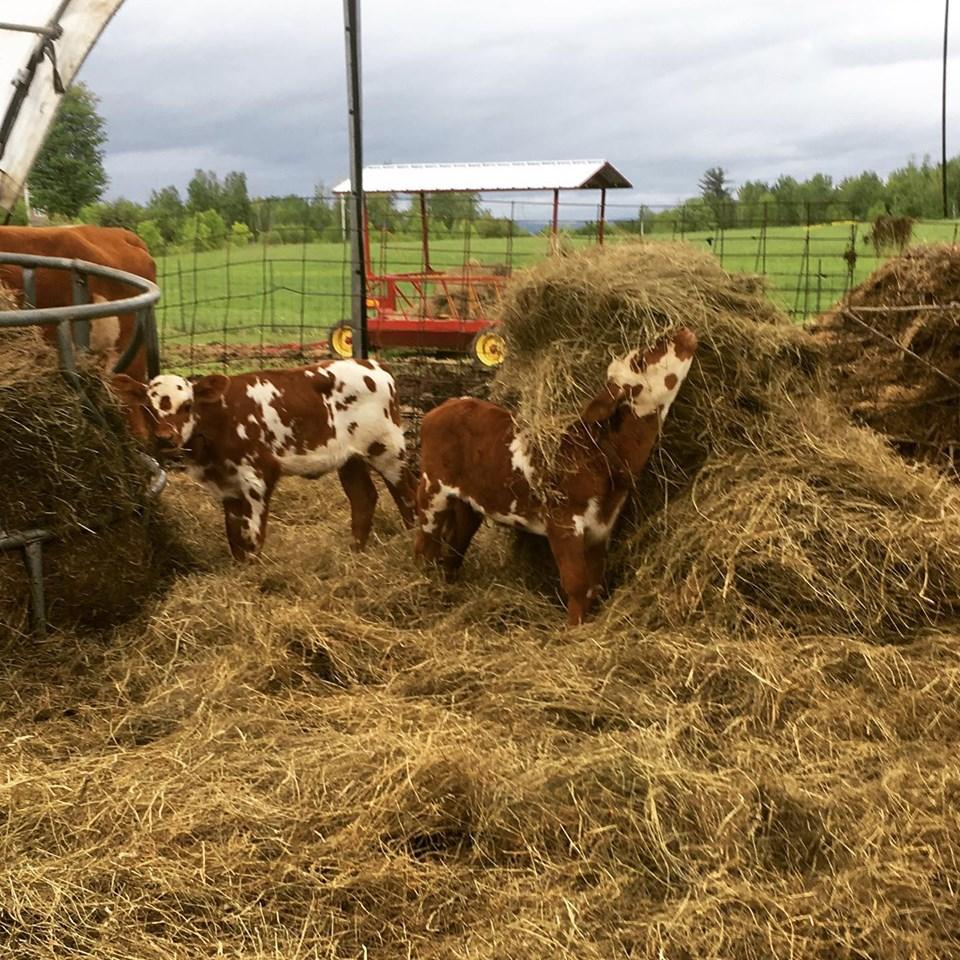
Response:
[[152, 194, 960, 425]]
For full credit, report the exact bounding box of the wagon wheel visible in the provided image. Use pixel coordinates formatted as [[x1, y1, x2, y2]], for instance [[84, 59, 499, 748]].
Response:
[[470, 327, 506, 368], [328, 322, 354, 359]]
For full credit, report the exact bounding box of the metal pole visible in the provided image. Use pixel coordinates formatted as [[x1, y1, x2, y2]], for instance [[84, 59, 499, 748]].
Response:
[[343, 0, 368, 358], [419, 191, 431, 271], [598, 188, 606, 246], [945, 0, 951, 218]]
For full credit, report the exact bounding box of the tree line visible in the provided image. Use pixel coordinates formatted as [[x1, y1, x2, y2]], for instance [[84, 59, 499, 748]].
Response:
[[13, 84, 960, 254], [618, 161, 960, 234]]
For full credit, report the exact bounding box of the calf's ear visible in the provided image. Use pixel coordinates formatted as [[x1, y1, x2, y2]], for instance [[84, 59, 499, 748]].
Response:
[[110, 373, 148, 401], [580, 382, 626, 424], [192, 374, 229, 404]]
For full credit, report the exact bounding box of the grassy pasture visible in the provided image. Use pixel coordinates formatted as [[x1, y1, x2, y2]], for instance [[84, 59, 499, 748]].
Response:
[[155, 221, 960, 356]]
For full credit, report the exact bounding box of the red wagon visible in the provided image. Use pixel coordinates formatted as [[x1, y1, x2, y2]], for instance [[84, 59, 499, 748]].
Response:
[[330, 160, 632, 367]]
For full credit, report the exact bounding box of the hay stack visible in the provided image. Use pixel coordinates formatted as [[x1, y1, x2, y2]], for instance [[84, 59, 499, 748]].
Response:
[[811, 244, 960, 468], [2, 477, 959, 959], [0, 319, 187, 635], [492, 241, 960, 640]]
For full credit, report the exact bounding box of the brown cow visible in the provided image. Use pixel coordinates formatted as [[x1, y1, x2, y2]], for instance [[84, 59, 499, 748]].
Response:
[[112, 359, 416, 560], [0, 225, 156, 380], [415, 328, 698, 625]]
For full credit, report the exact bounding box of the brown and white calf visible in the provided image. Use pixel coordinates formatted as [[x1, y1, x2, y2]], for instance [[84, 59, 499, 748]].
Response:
[[113, 360, 416, 559], [415, 328, 698, 625]]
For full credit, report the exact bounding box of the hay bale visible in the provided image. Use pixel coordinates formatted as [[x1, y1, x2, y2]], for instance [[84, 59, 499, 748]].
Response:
[[811, 244, 960, 469], [492, 241, 960, 640], [0, 323, 188, 634]]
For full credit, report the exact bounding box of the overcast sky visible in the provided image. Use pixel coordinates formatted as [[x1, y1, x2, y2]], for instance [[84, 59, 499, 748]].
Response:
[[79, 0, 959, 213]]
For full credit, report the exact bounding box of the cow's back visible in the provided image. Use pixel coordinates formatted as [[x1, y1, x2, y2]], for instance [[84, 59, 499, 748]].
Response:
[[0, 226, 156, 379], [0, 225, 155, 301]]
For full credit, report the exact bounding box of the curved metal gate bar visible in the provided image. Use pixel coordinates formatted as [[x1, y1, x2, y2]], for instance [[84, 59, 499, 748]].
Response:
[[0, 251, 163, 638]]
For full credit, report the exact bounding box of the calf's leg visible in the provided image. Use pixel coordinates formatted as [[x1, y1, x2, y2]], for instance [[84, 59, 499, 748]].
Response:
[[546, 523, 591, 626], [222, 467, 276, 560], [585, 539, 609, 607], [381, 464, 417, 528], [368, 442, 417, 528], [440, 499, 483, 580], [414, 474, 451, 565], [338, 457, 379, 549]]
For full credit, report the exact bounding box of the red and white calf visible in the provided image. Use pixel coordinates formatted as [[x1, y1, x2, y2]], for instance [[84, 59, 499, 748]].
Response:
[[113, 360, 416, 559], [415, 328, 698, 625]]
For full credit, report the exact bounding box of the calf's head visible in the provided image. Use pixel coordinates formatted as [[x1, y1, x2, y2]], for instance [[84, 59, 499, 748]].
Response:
[[111, 373, 229, 450], [581, 327, 698, 425]]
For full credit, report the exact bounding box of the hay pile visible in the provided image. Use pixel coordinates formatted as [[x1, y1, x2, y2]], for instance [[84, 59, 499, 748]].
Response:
[[428, 261, 507, 319], [811, 244, 960, 468], [492, 242, 960, 640], [1, 476, 958, 959], [2, 244, 960, 958], [0, 324, 189, 634]]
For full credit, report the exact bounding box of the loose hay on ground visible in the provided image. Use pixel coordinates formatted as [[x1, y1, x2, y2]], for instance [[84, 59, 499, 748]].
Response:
[[2, 478, 959, 958], [2, 244, 960, 958]]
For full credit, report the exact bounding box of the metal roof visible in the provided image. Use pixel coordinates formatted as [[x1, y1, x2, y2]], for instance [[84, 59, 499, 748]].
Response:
[[332, 160, 632, 195], [0, 0, 125, 218]]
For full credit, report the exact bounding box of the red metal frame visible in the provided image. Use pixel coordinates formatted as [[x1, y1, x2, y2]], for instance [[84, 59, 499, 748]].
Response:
[[356, 184, 610, 356], [364, 267, 509, 351]]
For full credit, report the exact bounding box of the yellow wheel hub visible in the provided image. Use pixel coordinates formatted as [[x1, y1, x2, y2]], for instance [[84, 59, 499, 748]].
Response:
[[330, 325, 353, 359], [473, 330, 506, 367]]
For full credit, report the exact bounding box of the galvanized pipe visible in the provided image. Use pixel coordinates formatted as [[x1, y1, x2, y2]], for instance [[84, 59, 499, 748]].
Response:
[[0, 253, 160, 328], [23, 541, 46, 638], [71, 266, 91, 349]]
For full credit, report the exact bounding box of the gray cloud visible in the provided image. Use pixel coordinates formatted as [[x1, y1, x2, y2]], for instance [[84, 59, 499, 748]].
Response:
[[77, 0, 960, 208]]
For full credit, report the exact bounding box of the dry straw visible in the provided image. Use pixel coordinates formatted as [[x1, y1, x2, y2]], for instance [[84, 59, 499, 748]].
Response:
[[2, 245, 960, 958], [812, 243, 960, 468], [0, 321, 189, 633], [493, 241, 960, 640]]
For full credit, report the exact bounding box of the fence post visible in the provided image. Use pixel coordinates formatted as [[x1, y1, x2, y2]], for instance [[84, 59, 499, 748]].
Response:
[[343, 0, 368, 358]]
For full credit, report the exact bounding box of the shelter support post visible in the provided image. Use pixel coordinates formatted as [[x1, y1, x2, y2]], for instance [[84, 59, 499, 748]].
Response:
[[419, 191, 431, 272], [598, 188, 607, 246]]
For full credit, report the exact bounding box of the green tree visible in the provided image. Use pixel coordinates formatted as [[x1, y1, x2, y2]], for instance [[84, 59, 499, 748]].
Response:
[[28, 83, 108, 218], [361, 193, 400, 234], [200, 209, 227, 248], [136, 220, 165, 255], [309, 184, 336, 233], [836, 172, 886, 220], [427, 192, 480, 230], [220, 171, 251, 229], [230, 221, 252, 247], [79, 197, 144, 231], [145, 186, 185, 243], [187, 170, 222, 214], [798, 173, 836, 222], [736, 180, 774, 226], [770, 176, 803, 225], [698, 167, 734, 226]]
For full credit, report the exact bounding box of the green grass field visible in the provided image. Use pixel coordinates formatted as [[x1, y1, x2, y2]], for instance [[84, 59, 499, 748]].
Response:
[[156, 221, 960, 354]]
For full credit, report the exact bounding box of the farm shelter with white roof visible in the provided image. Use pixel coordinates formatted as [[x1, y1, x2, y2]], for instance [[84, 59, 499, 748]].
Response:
[[0, 0, 123, 219], [332, 160, 632, 195]]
